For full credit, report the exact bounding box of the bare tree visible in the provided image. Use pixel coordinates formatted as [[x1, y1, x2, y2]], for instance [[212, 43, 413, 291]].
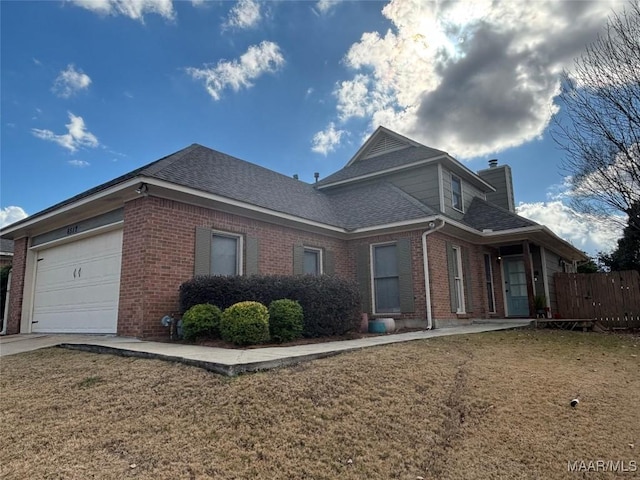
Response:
[[553, 0, 640, 230]]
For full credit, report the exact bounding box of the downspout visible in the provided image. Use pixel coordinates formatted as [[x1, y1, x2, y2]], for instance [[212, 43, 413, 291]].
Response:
[[422, 218, 445, 330]]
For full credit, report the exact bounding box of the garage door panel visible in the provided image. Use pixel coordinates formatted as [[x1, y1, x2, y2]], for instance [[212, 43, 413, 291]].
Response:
[[32, 229, 123, 333]]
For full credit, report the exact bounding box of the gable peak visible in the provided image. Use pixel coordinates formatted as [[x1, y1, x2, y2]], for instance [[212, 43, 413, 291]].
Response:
[[346, 127, 419, 166]]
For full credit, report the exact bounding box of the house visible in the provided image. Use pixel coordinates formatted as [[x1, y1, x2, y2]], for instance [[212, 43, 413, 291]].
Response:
[[0, 127, 586, 337], [0, 239, 13, 268]]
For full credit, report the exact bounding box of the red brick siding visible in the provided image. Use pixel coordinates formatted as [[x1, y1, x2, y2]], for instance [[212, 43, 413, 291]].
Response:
[[117, 196, 349, 337], [347, 231, 428, 322], [4, 196, 508, 337], [5, 237, 27, 334], [425, 233, 504, 321]]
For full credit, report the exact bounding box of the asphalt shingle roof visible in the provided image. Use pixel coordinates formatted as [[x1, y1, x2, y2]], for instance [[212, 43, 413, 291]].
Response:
[[462, 197, 538, 231], [326, 182, 437, 230], [315, 145, 446, 187], [142, 144, 343, 227], [3, 143, 520, 235], [140, 145, 440, 230]]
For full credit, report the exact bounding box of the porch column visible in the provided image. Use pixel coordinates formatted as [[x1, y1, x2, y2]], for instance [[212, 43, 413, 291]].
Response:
[[522, 240, 536, 317]]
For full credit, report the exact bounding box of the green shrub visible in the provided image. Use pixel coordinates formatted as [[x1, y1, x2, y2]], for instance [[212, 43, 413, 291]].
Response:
[[269, 299, 303, 343], [181, 303, 222, 341], [220, 301, 270, 345], [180, 275, 361, 337]]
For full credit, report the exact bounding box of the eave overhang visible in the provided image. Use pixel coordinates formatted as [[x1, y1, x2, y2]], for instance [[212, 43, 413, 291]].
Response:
[[0, 178, 587, 264]]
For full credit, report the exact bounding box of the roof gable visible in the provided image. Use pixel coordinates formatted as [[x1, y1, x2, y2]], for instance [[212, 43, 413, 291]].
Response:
[[356, 131, 411, 162], [346, 127, 430, 166]]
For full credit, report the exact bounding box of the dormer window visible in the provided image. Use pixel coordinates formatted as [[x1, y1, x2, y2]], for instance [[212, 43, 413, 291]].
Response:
[[452, 175, 463, 211]]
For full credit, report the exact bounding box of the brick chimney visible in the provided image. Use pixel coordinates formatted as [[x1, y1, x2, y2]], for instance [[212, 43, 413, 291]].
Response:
[[477, 159, 515, 212]]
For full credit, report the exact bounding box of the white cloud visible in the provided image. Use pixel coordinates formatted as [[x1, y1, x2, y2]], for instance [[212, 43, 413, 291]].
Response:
[[69, 0, 175, 21], [223, 0, 261, 30], [32, 113, 99, 153], [315, 0, 340, 15], [321, 0, 617, 158], [52, 64, 92, 98], [312, 122, 346, 155], [0, 206, 28, 228], [516, 201, 623, 256], [187, 41, 285, 101], [68, 159, 90, 167]]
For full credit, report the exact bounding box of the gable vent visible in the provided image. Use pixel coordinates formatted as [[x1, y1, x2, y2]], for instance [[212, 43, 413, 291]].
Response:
[[363, 133, 408, 159]]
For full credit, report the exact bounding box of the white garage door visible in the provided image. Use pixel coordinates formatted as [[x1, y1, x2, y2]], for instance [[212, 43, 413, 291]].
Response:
[[32, 229, 123, 333]]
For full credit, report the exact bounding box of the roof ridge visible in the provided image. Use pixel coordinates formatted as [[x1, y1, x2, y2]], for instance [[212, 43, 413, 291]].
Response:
[[141, 144, 202, 176]]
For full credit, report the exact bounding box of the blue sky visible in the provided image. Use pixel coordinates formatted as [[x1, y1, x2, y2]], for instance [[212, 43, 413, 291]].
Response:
[[0, 0, 627, 256]]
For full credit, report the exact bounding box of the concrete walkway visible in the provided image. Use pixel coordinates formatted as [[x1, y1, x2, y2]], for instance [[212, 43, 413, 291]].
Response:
[[0, 321, 531, 376]]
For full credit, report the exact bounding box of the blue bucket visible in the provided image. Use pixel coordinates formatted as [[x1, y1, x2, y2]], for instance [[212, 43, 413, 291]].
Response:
[[368, 320, 386, 333]]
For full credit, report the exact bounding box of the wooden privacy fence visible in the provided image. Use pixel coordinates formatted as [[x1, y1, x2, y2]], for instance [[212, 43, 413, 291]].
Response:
[[554, 271, 640, 329]]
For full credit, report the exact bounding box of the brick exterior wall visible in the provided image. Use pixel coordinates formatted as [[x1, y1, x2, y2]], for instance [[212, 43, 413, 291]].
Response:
[[117, 196, 349, 337], [5, 237, 27, 335], [347, 230, 428, 322], [426, 233, 505, 325], [4, 195, 509, 338]]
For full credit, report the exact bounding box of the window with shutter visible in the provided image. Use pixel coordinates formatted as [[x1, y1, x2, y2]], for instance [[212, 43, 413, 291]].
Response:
[[303, 247, 322, 275], [372, 243, 400, 313], [448, 244, 465, 313], [452, 175, 463, 211], [193, 227, 244, 276]]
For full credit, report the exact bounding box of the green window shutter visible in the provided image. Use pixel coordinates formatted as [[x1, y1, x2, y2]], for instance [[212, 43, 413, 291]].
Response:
[[463, 247, 474, 313], [323, 249, 335, 275], [356, 244, 372, 314], [397, 238, 415, 313], [293, 244, 305, 275], [245, 236, 259, 276], [194, 226, 212, 276], [446, 242, 457, 312]]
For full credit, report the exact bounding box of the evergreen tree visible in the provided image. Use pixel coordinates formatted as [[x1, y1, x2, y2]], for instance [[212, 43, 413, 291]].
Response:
[[598, 202, 640, 272]]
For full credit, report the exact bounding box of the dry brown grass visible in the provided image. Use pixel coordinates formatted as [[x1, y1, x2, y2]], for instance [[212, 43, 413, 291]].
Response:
[[1, 329, 638, 479]]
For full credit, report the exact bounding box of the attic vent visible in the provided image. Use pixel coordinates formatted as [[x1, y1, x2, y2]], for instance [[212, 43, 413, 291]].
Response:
[[363, 133, 407, 158]]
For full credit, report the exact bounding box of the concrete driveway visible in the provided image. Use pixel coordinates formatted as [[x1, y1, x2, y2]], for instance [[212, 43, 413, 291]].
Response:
[[0, 333, 141, 357]]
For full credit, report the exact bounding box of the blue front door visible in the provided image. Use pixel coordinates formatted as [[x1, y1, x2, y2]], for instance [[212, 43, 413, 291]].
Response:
[[503, 257, 530, 316]]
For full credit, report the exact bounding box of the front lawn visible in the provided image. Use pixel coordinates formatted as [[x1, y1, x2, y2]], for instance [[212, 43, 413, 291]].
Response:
[[1, 330, 638, 479]]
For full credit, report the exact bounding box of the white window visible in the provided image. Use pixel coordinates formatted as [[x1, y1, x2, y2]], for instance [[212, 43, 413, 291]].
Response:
[[303, 247, 322, 275], [452, 245, 465, 313], [452, 175, 463, 211], [211, 233, 242, 276], [484, 254, 496, 313], [372, 243, 400, 313]]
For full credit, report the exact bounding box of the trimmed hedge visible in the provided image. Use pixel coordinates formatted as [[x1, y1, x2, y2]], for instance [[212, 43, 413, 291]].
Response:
[[181, 303, 222, 341], [180, 275, 361, 337], [220, 301, 270, 345], [269, 299, 303, 343]]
